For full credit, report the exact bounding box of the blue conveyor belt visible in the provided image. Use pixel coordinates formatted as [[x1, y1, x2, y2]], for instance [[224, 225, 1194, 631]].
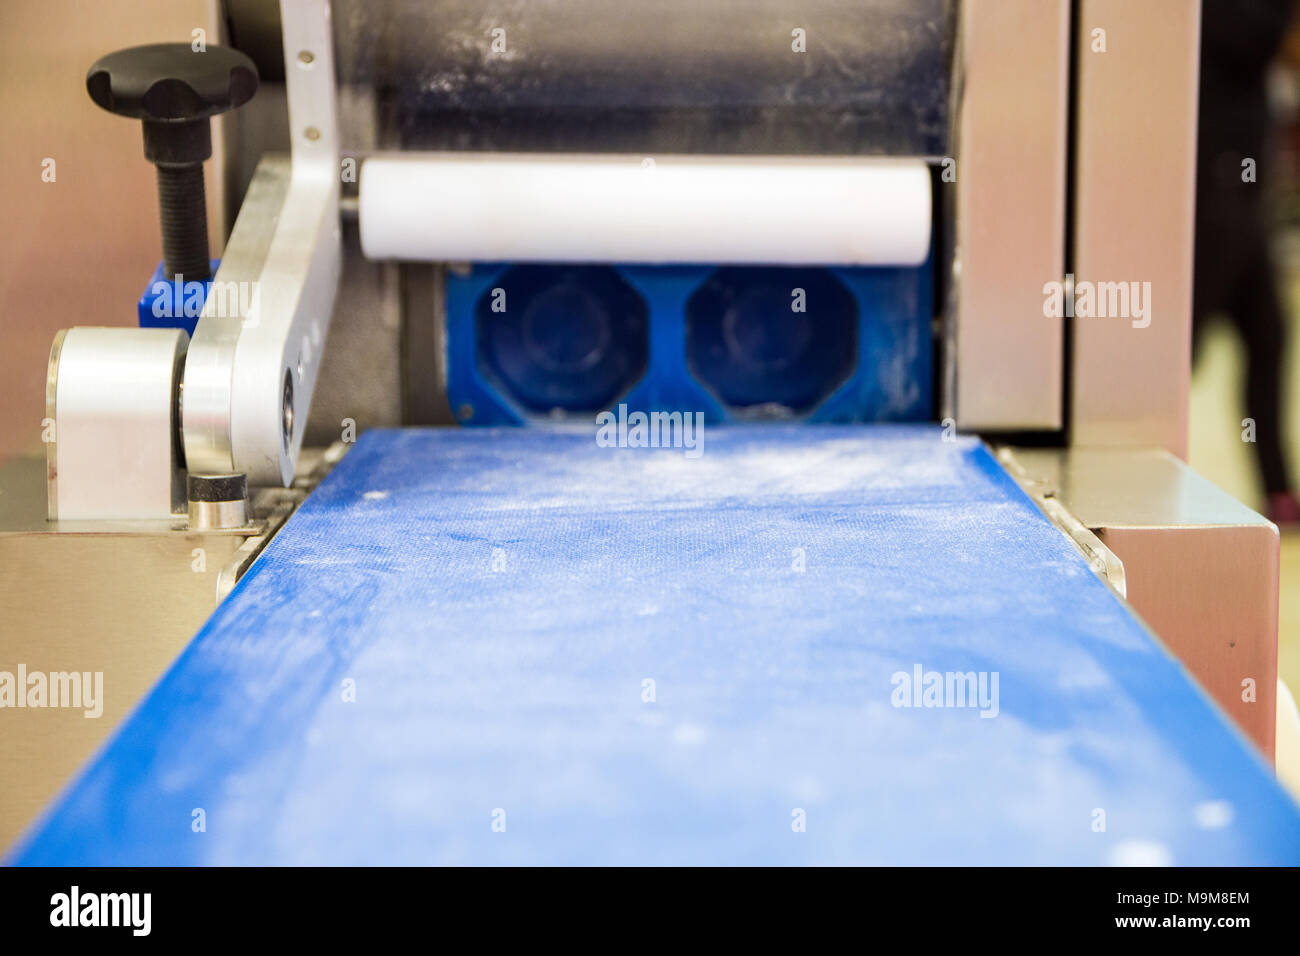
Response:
[[12, 425, 1300, 864]]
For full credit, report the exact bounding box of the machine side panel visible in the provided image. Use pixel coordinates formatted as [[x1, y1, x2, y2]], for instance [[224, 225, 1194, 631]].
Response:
[[953, 0, 1069, 430], [1071, 0, 1200, 456]]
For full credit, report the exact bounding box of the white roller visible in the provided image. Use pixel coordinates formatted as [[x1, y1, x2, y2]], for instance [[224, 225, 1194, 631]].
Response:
[[360, 154, 932, 266]]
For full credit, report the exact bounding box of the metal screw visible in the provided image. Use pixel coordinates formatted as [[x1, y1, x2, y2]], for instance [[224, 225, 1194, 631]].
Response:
[[87, 43, 259, 283], [282, 369, 295, 453]]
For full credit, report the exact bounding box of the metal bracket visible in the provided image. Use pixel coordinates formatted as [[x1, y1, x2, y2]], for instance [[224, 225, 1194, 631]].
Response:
[[184, 0, 341, 487], [995, 446, 1128, 598]]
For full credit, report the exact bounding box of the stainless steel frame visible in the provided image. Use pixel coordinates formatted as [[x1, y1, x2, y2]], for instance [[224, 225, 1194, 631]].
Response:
[[184, 0, 341, 487], [1070, 0, 1201, 458], [1006, 445, 1279, 757], [6, 0, 1290, 854], [0, 445, 339, 850], [950, 0, 1070, 432]]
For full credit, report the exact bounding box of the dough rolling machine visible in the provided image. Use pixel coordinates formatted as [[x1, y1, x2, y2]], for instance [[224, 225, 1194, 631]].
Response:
[[3, 0, 1299, 865]]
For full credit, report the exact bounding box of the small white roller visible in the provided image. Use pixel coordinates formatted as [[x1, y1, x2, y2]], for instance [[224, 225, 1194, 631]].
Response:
[[359, 153, 932, 266]]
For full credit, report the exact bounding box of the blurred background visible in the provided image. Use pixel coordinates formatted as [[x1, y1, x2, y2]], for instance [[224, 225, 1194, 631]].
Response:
[[0, 0, 217, 464], [1193, 0, 1300, 698], [0, 1, 1298, 725]]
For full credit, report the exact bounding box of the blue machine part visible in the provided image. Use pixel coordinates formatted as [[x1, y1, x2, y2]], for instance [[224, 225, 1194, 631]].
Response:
[[446, 262, 932, 425], [686, 267, 858, 413], [137, 260, 221, 338], [477, 265, 649, 414], [11, 425, 1300, 865]]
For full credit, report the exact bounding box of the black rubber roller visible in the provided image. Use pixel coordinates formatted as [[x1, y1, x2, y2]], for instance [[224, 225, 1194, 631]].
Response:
[[187, 473, 249, 504]]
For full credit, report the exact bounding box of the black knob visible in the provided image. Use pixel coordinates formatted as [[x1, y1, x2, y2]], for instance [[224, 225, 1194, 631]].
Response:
[[87, 43, 259, 284]]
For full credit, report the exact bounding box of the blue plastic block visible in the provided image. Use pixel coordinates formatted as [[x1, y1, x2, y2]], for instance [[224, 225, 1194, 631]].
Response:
[[445, 261, 932, 426], [136, 260, 221, 338]]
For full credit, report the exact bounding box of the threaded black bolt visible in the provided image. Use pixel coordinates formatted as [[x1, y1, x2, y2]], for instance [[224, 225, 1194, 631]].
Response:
[[87, 43, 259, 284], [156, 164, 211, 282]]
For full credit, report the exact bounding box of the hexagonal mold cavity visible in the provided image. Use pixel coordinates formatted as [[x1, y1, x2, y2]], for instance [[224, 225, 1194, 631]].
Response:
[[686, 267, 857, 415], [477, 265, 648, 415]]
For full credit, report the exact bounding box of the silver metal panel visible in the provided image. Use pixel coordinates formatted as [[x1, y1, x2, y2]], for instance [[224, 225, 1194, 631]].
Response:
[[951, 0, 1069, 431], [328, 0, 955, 156], [0, 442, 342, 853], [1070, 0, 1201, 457], [0, 454, 245, 853]]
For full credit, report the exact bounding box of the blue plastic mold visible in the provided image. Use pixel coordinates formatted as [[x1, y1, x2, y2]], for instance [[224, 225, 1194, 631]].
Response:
[[445, 261, 932, 425]]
